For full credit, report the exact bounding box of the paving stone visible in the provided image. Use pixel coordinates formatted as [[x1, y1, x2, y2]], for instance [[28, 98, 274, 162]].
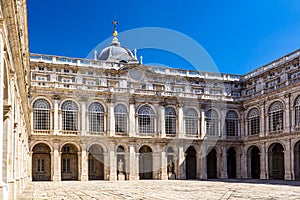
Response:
[[17, 180, 300, 200]]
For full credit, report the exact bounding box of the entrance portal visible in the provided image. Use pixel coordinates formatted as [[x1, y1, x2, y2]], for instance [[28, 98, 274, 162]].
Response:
[[207, 148, 217, 179], [139, 145, 153, 179], [88, 145, 104, 180], [61, 144, 78, 180], [32, 143, 51, 181], [268, 143, 284, 180], [250, 146, 260, 179], [186, 146, 197, 179], [227, 147, 236, 179]]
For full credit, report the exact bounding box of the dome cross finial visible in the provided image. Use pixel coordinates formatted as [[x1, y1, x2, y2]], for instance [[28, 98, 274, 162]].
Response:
[[112, 19, 118, 37]]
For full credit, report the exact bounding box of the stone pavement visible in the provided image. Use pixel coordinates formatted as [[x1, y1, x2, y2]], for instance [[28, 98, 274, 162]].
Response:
[[17, 180, 300, 200]]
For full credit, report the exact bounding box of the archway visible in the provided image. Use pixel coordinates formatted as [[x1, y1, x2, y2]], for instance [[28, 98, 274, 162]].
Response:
[[294, 141, 300, 180], [227, 147, 236, 179], [32, 143, 51, 181], [139, 145, 153, 179], [61, 144, 78, 180], [268, 143, 284, 180], [207, 148, 217, 179], [186, 146, 197, 179], [249, 146, 260, 179], [88, 145, 104, 180]]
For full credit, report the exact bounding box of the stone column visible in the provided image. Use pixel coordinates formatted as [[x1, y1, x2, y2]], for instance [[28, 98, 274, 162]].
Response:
[[80, 144, 88, 181], [153, 152, 160, 180], [53, 99, 59, 135], [109, 148, 117, 181], [109, 101, 115, 137], [260, 142, 267, 179], [178, 106, 184, 138], [200, 109, 206, 139], [161, 150, 168, 180], [220, 109, 226, 139], [129, 145, 138, 180], [160, 104, 166, 138], [129, 99, 136, 137], [284, 139, 292, 180], [284, 94, 291, 133], [81, 101, 86, 136], [200, 149, 207, 179], [0, 36, 5, 199], [260, 102, 266, 137], [220, 146, 228, 179], [52, 143, 61, 181], [236, 150, 242, 178], [178, 146, 186, 179]]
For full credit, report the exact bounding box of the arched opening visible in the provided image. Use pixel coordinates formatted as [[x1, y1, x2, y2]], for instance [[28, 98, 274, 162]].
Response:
[[294, 141, 300, 180], [61, 144, 78, 180], [227, 147, 237, 179], [186, 146, 197, 179], [88, 145, 104, 180], [32, 143, 51, 181], [117, 146, 126, 180], [250, 146, 260, 179], [207, 148, 217, 179], [139, 145, 153, 179], [268, 143, 284, 180]]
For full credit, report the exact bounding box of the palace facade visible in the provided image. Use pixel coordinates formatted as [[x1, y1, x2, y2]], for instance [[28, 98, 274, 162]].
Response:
[[29, 32, 300, 182], [1, 0, 300, 199]]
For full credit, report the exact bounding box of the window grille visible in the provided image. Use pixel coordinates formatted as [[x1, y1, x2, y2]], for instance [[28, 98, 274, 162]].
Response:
[[295, 96, 300, 127], [62, 158, 71, 172], [185, 108, 198, 135], [138, 105, 155, 134], [268, 101, 283, 131], [37, 159, 45, 172], [114, 104, 127, 133], [247, 108, 260, 135], [33, 99, 51, 130], [226, 111, 238, 136], [165, 107, 176, 134], [61, 100, 78, 131], [206, 109, 219, 136], [88, 102, 104, 132]]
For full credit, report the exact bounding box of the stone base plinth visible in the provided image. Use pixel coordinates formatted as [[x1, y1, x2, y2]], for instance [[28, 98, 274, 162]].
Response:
[[118, 173, 125, 181]]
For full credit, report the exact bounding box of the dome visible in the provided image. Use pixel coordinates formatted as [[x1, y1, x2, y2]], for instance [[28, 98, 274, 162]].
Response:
[[97, 37, 138, 63]]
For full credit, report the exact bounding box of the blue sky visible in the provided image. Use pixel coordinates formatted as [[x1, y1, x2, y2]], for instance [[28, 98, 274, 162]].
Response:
[[27, 0, 300, 74]]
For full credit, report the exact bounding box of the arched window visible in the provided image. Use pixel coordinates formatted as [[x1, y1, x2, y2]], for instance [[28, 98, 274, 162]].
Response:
[[206, 109, 219, 136], [88, 102, 104, 133], [226, 111, 238, 136], [295, 96, 300, 128], [114, 104, 127, 133], [61, 100, 78, 131], [269, 101, 283, 132], [138, 105, 155, 134], [165, 107, 176, 135], [185, 108, 198, 135], [247, 108, 260, 135], [33, 99, 51, 130]]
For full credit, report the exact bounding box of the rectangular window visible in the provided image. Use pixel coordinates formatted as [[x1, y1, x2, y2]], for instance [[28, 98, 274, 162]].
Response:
[[62, 78, 71, 83], [63, 158, 71, 172], [37, 159, 45, 172], [36, 76, 46, 81]]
